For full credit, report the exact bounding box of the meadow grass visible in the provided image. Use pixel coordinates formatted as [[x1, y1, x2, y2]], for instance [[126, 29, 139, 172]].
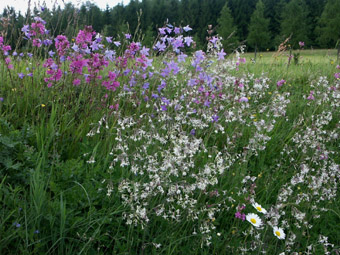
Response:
[[0, 27, 340, 255]]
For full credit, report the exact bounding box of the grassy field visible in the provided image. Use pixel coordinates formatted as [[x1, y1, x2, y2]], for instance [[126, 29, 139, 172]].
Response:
[[0, 29, 340, 255], [242, 49, 339, 79]]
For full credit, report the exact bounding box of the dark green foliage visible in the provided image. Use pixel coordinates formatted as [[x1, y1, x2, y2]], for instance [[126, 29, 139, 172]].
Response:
[[216, 1, 239, 52], [0, 119, 37, 186], [279, 0, 311, 48], [228, 0, 257, 40], [247, 0, 271, 51], [316, 0, 340, 48], [1, 0, 340, 51]]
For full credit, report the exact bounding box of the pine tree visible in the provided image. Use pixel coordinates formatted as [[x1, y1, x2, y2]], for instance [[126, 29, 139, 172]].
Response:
[[306, 0, 326, 46], [279, 0, 310, 48], [216, 1, 239, 52], [229, 0, 256, 40], [317, 0, 340, 53], [247, 0, 271, 56]]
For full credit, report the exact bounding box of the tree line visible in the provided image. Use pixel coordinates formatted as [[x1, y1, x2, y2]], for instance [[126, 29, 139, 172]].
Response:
[[1, 0, 340, 53]]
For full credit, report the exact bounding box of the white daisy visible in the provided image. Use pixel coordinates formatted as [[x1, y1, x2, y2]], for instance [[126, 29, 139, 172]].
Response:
[[273, 226, 286, 239], [246, 213, 262, 228], [252, 202, 267, 214]]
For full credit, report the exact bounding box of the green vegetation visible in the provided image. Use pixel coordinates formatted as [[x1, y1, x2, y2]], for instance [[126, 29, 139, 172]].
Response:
[[1, 0, 340, 51]]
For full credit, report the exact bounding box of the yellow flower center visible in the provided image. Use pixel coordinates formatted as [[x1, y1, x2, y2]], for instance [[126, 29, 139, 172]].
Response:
[[256, 206, 262, 212], [275, 231, 281, 237], [251, 218, 256, 224]]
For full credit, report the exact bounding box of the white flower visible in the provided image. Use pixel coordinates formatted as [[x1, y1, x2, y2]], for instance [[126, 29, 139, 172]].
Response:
[[273, 226, 286, 239], [252, 202, 267, 214], [246, 213, 262, 228]]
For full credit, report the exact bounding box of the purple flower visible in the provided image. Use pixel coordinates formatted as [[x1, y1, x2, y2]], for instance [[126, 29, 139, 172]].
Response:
[[155, 41, 166, 52], [21, 25, 31, 38], [34, 229, 40, 234], [194, 50, 205, 62], [184, 36, 193, 46], [161, 105, 167, 111], [190, 129, 196, 135], [13, 222, 21, 228], [159, 28, 166, 35], [48, 50, 55, 57], [27, 53, 33, 58], [174, 27, 181, 34], [183, 25, 192, 32], [161, 97, 170, 105], [204, 100, 211, 107], [114, 41, 121, 47], [104, 50, 115, 61], [239, 97, 248, 102], [95, 36, 102, 43], [307, 92, 315, 100], [334, 73, 340, 79], [21, 25, 29, 34], [90, 41, 100, 51], [188, 79, 197, 87], [235, 212, 246, 221], [18, 73, 25, 79], [73, 79, 81, 86], [217, 49, 226, 60], [125, 33, 131, 39], [212, 115, 219, 122], [277, 79, 286, 87], [210, 36, 218, 46], [140, 46, 150, 56], [299, 41, 305, 47], [72, 44, 79, 52], [177, 53, 187, 63], [106, 37, 112, 43], [43, 39, 52, 46], [0, 97, 3, 102]]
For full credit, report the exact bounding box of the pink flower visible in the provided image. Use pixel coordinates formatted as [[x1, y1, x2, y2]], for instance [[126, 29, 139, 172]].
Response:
[[238, 57, 246, 63], [299, 41, 305, 47], [73, 79, 81, 86], [235, 211, 246, 221], [307, 90, 314, 100], [76, 26, 95, 48], [33, 38, 42, 47], [277, 79, 286, 87], [55, 35, 70, 56], [239, 96, 249, 102], [0, 37, 12, 54]]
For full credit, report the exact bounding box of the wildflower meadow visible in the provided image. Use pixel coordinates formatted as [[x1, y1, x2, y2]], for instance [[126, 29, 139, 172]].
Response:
[[0, 8, 340, 255]]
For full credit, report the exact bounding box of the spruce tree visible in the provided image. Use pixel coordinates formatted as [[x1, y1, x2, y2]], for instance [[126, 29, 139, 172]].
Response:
[[279, 0, 310, 48], [216, 1, 239, 52], [317, 0, 340, 54], [247, 0, 271, 57]]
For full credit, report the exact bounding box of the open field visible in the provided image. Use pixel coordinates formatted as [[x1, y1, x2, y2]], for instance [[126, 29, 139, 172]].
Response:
[[241, 49, 339, 80], [0, 24, 340, 255]]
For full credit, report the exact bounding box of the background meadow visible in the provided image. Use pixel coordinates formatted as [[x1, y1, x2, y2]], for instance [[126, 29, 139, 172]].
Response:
[[0, 1, 340, 255]]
